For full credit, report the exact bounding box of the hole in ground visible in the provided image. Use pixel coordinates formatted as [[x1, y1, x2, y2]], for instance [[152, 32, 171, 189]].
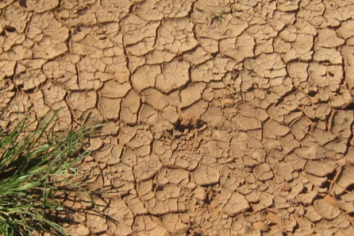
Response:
[[4, 26, 16, 33], [174, 116, 205, 132]]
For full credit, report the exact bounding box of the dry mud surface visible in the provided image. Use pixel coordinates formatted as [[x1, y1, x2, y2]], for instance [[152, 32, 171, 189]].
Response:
[[2, 0, 354, 235]]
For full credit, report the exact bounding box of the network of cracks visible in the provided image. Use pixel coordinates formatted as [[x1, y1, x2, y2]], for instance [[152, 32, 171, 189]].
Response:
[[1, 0, 354, 235]]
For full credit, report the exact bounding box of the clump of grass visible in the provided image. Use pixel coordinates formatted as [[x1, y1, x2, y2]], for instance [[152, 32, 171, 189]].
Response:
[[0, 111, 100, 236]]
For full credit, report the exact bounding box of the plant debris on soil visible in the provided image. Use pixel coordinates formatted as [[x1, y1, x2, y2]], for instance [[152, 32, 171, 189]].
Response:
[[1, 0, 354, 235]]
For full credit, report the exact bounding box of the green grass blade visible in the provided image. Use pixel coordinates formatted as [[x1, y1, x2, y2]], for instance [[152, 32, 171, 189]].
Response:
[[0, 110, 100, 236]]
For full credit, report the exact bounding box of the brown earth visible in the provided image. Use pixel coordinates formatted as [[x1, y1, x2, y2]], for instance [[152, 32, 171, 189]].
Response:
[[1, 0, 354, 235]]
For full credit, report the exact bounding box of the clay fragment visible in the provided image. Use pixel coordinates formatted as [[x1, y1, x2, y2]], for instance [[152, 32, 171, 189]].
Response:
[[223, 190, 250, 216], [330, 166, 354, 195], [161, 214, 189, 234], [264, 119, 290, 139], [147, 184, 186, 215], [195, 14, 248, 40], [105, 199, 134, 235], [134, 154, 162, 181], [156, 59, 190, 93], [66, 224, 90, 236], [67, 91, 96, 118], [86, 212, 108, 234], [277, 163, 294, 182], [179, 83, 206, 108], [254, 163, 273, 181], [220, 32, 255, 63], [122, 14, 160, 45], [314, 198, 341, 220], [345, 149, 354, 164], [306, 174, 327, 187], [193, 163, 220, 185], [155, 18, 198, 53], [120, 90, 140, 125], [294, 145, 327, 160], [316, 29, 344, 48], [126, 195, 148, 215], [253, 222, 270, 232], [100, 80, 131, 98], [136, 0, 193, 20], [135, 216, 168, 235], [305, 161, 337, 177], [335, 192, 354, 213], [99, 97, 121, 120], [305, 206, 322, 222], [337, 19, 354, 39], [93, 144, 122, 165], [297, 191, 318, 205]]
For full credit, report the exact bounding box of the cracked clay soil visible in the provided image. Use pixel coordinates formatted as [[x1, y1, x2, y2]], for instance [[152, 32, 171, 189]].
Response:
[[2, 0, 354, 235]]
